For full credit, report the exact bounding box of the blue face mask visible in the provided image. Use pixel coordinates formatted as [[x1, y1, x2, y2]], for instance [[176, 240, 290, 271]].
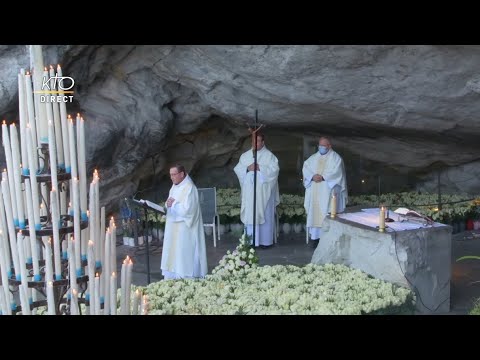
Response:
[[318, 145, 329, 155]]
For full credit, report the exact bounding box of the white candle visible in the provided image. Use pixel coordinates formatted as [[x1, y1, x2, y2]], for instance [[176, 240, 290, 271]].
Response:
[[23, 179, 40, 281], [132, 289, 141, 315], [0, 184, 12, 275], [379, 206, 386, 232], [29, 46, 46, 148], [26, 127, 41, 229], [44, 238, 56, 315], [94, 273, 101, 315], [0, 230, 13, 314], [48, 121, 59, 194], [49, 65, 65, 170], [50, 189, 62, 280], [24, 71, 38, 168], [72, 177, 81, 275], [77, 116, 87, 222], [16, 231, 31, 315], [0, 285, 8, 315], [87, 240, 95, 314], [140, 295, 148, 315], [9, 124, 25, 229], [2, 122, 19, 227], [38, 68, 49, 145], [125, 257, 133, 315], [46, 281, 56, 315], [103, 229, 111, 315], [18, 70, 29, 174], [110, 219, 117, 283], [70, 288, 79, 315], [57, 65, 70, 173], [89, 181, 98, 263], [1, 178, 21, 281], [68, 236, 77, 293], [110, 271, 117, 315], [120, 258, 127, 314], [68, 115, 78, 180]]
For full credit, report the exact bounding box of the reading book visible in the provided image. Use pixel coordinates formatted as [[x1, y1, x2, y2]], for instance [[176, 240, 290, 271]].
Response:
[[394, 207, 433, 224], [132, 199, 165, 213]]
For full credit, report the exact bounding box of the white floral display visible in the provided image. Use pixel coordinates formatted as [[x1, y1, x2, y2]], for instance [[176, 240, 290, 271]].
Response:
[[142, 263, 415, 315]]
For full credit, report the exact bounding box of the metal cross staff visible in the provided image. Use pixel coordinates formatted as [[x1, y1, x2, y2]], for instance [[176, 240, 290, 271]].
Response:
[[247, 110, 264, 247]]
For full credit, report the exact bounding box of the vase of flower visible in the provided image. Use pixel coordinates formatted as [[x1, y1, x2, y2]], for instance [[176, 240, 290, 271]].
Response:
[[282, 223, 291, 234]]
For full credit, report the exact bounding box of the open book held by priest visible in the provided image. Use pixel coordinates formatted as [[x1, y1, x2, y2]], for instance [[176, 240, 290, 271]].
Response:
[[138, 199, 165, 214]]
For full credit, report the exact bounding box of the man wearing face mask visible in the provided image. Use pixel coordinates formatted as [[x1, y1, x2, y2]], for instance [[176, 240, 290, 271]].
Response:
[[302, 136, 348, 248]]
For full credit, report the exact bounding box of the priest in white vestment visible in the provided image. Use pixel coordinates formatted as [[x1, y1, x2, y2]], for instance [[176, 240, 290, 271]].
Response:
[[234, 133, 280, 247], [161, 164, 208, 280], [303, 136, 348, 246]]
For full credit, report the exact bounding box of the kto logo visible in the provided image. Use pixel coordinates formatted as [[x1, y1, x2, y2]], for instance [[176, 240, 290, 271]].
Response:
[[36, 75, 75, 103]]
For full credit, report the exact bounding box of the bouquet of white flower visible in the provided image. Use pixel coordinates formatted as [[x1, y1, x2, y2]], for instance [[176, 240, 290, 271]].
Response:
[[211, 233, 259, 277]]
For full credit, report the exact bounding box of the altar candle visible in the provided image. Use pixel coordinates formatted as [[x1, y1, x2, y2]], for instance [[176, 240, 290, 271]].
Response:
[[379, 206, 386, 232], [110, 271, 117, 315], [330, 193, 337, 218], [57, 65, 70, 173]]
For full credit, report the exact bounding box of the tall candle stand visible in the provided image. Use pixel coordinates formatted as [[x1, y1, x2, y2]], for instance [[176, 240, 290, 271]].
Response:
[[7, 144, 91, 315]]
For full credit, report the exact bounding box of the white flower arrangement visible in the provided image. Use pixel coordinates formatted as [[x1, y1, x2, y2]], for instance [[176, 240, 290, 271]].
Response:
[[139, 263, 415, 315], [211, 233, 259, 277]]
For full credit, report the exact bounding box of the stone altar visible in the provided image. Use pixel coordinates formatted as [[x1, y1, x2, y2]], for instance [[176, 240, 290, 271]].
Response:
[[311, 209, 452, 314]]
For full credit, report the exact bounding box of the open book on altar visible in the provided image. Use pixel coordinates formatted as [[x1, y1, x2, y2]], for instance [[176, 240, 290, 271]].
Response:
[[394, 207, 433, 224], [132, 199, 165, 213]]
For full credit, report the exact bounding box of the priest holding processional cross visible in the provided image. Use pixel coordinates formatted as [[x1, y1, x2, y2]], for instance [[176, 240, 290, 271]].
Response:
[[234, 111, 280, 248]]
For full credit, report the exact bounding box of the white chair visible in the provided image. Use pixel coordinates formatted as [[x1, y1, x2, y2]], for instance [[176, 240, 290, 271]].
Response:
[[198, 187, 220, 247]]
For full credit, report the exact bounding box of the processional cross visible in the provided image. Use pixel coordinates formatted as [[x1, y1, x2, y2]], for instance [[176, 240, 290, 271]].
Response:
[[246, 110, 264, 247]]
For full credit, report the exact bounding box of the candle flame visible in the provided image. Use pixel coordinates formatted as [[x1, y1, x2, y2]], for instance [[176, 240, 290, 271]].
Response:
[[44, 67, 48, 71], [88, 240, 94, 246], [49, 64, 54, 70], [26, 123, 30, 129], [72, 288, 78, 296], [2, 120, 6, 125], [112, 271, 116, 277], [95, 272, 100, 278], [26, 71, 30, 75], [52, 187, 56, 192]]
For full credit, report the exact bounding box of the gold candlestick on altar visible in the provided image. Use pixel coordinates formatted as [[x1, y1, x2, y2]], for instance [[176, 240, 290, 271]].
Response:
[[330, 193, 337, 218], [378, 206, 386, 232]]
